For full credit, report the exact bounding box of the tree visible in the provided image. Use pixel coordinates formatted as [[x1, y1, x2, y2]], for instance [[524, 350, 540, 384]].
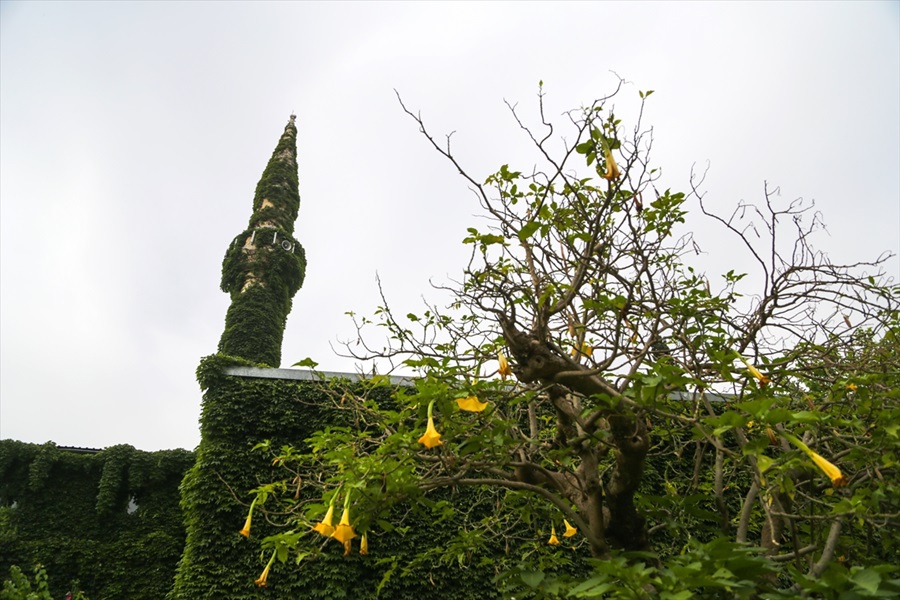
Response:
[[242, 83, 899, 596]]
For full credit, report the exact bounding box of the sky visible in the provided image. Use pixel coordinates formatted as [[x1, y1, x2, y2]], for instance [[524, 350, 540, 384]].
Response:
[[1, 1, 898, 452]]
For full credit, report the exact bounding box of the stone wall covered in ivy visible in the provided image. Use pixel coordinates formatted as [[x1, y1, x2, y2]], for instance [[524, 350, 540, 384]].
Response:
[[0, 441, 194, 599]]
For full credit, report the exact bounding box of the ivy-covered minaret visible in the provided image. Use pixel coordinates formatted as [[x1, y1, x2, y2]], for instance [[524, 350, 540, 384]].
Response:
[[217, 115, 306, 367]]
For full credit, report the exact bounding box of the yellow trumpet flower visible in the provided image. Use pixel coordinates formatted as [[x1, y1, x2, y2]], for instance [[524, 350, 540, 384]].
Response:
[[239, 498, 256, 538], [603, 149, 621, 181], [784, 433, 848, 489], [563, 519, 578, 538], [418, 418, 442, 448], [737, 353, 770, 387], [548, 525, 560, 546], [360, 531, 369, 555], [809, 451, 848, 488], [312, 501, 336, 537], [331, 507, 357, 544], [498, 351, 513, 380], [343, 539, 352, 556], [457, 396, 489, 412], [747, 364, 770, 387], [418, 401, 443, 449], [255, 549, 276, 587]]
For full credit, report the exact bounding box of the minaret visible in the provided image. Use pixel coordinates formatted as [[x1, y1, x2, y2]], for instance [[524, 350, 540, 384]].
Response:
[[217, 115, 306, 367]]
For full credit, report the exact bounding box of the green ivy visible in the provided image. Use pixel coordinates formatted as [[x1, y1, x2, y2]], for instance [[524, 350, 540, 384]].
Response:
[[0, 441, 194, 599], [216, 118, 306, 368]]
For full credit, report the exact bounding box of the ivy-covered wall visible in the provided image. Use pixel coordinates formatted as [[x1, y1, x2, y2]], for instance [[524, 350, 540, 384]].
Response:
[[0, 440, 194, 599], [169, 354, 501, 599], [1, 363, 508, 600]]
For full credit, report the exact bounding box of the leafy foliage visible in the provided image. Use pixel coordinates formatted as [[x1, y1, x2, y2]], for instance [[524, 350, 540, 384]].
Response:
[[0, 441, 193, 600], [171, 354, 500, 599], [1, 565, 53, 600], [239, 84, 899, 596]]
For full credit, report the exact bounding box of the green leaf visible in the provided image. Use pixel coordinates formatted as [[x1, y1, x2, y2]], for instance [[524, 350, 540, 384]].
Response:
[[789, 410, 822, 424], [764, 408, 793, 424], [520, 570, 545, 588], [660, 591, 692, 600], [568, 578, 613, 596], [518, 221, 540, 242], [756, 454, 774, 474], [575, 140, 594, 155], [851, 568, 882, 594], [292, 357, 319, 368], [377, 519, 395, 532]]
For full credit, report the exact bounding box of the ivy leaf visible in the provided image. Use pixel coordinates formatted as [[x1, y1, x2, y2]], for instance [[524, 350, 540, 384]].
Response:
[[520, 571, 545, 588]]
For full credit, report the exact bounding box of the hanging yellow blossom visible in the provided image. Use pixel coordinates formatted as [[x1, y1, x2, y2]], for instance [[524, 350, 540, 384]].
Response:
[[255, 549, 276, 587], [457, 396, 489, 412], [603, 148, 621, 181], [331, 506, 357, 543], [343, 539, 352, 556], [809, 451, 848, 488], [360, 531, 369, 555], [312, 500, 336, 537], [563, 519, 578, 538], [784, 433, 848, 488], [239, 498, 256, 538], [418, 401, 443, 449], [548, 525, 560, 545], [624, 318, 638, 345], [570, 341, 593, 360], [737, 353, 770, 387], [846, 383, 858, 391], [747, 364, 770, 387], [498, 351, 513, 380]]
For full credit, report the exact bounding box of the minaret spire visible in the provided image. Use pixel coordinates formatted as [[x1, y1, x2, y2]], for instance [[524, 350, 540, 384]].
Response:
[[217, 116, 306, 367]]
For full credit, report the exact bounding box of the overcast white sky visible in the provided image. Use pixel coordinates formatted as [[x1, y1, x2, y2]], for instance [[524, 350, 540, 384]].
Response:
[[1, 1, 898, 452]]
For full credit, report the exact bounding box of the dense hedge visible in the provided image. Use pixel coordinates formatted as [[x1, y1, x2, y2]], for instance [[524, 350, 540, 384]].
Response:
[[0, 441, 194, 599]]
